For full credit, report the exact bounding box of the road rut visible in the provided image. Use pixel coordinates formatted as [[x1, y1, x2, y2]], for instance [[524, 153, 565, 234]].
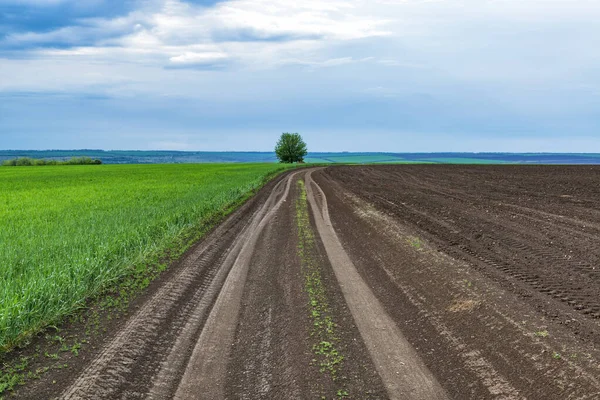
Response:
[[305, 170, 448, 400]]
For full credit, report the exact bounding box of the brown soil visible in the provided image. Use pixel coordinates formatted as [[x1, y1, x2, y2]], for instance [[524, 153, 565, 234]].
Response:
[[315, 165, 600, 399], [10, 165, 600, 399]]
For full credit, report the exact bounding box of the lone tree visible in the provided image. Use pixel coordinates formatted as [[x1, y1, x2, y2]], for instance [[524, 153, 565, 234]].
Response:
[[275, 132, 308, 163]]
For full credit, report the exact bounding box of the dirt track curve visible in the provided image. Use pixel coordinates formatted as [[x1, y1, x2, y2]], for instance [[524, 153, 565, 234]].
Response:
[[17, 165, 600, 399]]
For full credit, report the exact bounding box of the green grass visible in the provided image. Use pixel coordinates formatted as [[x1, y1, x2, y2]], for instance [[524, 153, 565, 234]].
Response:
[[370, 160, 436, 164], [318, 154, 408, 164], [321, 155, 405, 164], [304, 157, 336, 164], [0, 163, 289, 352], [421, 157, 508, 164]]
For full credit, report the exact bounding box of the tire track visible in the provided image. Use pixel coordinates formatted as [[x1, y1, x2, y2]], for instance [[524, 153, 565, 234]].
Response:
[[59, 172, 296, 400], [304, 170, 448, 400], [172, 171, 299, 400]]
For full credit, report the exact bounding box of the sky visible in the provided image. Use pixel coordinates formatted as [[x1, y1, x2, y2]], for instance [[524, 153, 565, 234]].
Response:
[[0, 0, 599, 152]]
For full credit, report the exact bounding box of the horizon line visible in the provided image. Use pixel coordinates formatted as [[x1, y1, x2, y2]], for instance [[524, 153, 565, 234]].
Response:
[[2, 150, 600, 155]]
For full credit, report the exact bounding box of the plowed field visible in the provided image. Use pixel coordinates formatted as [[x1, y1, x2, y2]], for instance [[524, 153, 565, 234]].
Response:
[[11, 165, 600, 399]]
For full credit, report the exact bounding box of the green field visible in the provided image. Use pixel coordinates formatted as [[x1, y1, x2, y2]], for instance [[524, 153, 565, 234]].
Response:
[[420, 157, 508, 164], [310, 154, 405, 164], [0, 163, 289, 351]]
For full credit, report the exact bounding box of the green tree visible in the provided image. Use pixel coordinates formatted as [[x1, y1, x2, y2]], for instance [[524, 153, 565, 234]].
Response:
[[275, 133, 308, 163]]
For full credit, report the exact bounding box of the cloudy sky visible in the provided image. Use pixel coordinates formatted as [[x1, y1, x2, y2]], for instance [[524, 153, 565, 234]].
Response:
[[1, 0, 599, 151]]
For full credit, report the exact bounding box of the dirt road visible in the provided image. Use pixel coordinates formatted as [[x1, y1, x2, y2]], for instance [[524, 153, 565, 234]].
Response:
[[17, 166, 600, 399]]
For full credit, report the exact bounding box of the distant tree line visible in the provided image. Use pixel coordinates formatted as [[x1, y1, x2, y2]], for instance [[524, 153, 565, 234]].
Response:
[[1, 157, 102, 166]]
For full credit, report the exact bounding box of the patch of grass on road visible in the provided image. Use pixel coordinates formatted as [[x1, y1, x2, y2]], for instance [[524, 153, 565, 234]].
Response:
[[0, 163, 290, 353], [295, 179, 347, 396]]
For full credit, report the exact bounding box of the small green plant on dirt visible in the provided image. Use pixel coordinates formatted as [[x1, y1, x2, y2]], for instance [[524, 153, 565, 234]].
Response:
[[552, 352, 562, 360], [2, 306, 110, 396], [296, 180, 348, 397], [51, 335, 64, 345], [534, 330, 549, 338], [70, 342, 82, 356], [407, 236, 423, 250], [0, 356, 29, 395], [44, 352, 59, 360]]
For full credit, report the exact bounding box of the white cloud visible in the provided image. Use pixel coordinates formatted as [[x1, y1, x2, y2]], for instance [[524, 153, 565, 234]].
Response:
[[203, 0, 390, 41], [169, 51, 230, 67], [4, 0, 390, 70], [275, 56, 373, 68], [2, 0, 600, 122]]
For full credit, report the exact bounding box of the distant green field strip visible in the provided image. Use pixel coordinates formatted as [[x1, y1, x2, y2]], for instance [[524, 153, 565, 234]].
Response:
[[304, 158, 333, 163], [324, 155, 404, 163], [518, 153, 600, 158], [370, 160, 436, 164], [304, 154, 407, 164], [0, 163, 289, 351], [422, 157, 510, 164]]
